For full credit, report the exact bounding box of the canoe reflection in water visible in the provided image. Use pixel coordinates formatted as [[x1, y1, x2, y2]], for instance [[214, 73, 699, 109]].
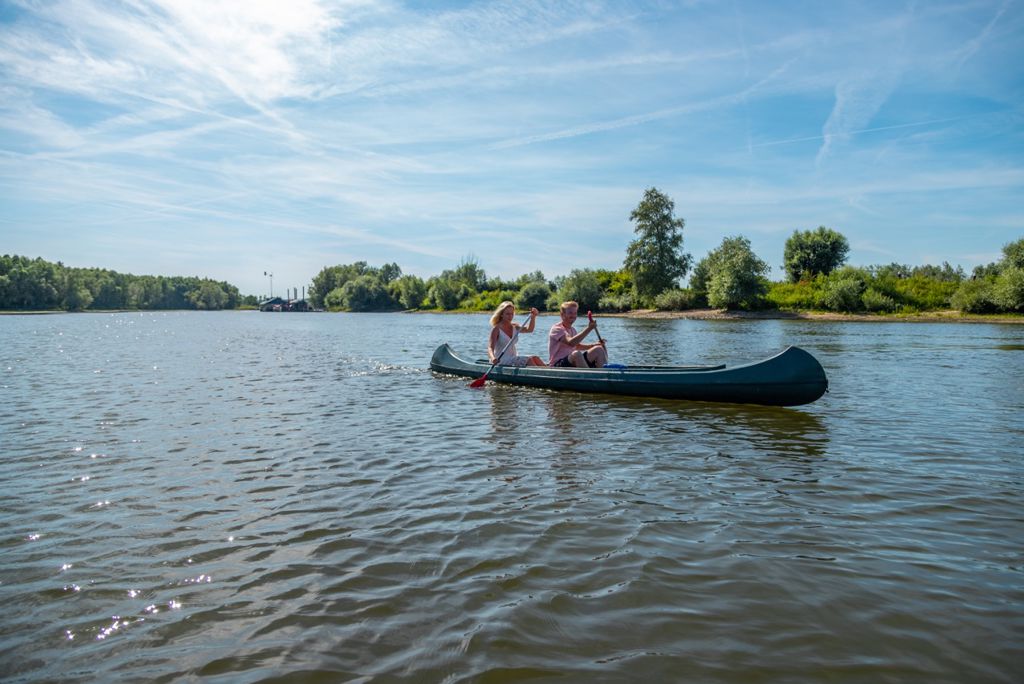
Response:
[[482, 384, 830, 485]]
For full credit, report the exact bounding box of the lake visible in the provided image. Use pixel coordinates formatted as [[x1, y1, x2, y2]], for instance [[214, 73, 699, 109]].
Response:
[[1, 311, 1021, 682]]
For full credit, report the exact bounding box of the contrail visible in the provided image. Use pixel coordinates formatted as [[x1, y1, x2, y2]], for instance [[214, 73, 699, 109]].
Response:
[[752, 115, 973, 149]]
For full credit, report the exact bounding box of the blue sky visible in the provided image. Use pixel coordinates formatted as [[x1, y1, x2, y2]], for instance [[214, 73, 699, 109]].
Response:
[[1, 0, 1022, 297]]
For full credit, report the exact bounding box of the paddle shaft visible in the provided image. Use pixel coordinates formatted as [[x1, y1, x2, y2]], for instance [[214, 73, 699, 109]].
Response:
[[588, 310, 604, 344]]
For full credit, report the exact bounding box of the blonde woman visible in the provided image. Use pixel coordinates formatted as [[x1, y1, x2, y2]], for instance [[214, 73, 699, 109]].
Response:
[[488, 301, 545, 367]]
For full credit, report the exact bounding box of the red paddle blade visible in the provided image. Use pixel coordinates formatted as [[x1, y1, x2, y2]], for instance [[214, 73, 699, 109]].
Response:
[[468, 375, 487, 388]]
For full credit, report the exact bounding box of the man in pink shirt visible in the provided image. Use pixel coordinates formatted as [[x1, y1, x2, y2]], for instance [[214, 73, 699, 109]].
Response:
[[548, 300, 608, 368]]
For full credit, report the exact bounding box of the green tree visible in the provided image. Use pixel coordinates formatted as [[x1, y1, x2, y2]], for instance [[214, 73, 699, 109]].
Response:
[[1000, 238, 1024, 270], [309, 262, 369, 308], [379, 262, 402, 284], [185, 280, 229, 310], [993, 267, 1024, 311], [515, 271, 547, 288], [556, 268, 604, 313], [393, 275, 427, 309], [624, 188, 692, 302], [445, 256, 488, 293], [783, 226, 850, 282], [338, 275, 395, 311], [427, 277, 462, 310], [63, 273, 93, 311], [692, 236, 770, 309], [516, 281, 551, 310]]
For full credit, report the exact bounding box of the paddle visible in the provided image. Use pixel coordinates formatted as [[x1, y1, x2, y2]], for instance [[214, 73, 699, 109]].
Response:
[[469, 316, 527, 388], [588, 310, 604, 344]]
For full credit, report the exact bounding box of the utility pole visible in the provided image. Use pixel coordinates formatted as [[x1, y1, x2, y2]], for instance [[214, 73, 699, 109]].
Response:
[[264, 271, 273, 298]]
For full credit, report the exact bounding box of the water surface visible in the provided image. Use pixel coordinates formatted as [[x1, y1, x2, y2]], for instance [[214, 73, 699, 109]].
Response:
[[1, 312, 1021, 682]]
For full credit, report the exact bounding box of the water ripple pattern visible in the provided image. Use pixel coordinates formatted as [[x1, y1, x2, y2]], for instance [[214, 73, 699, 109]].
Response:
[[0, 312, 1021, 682]]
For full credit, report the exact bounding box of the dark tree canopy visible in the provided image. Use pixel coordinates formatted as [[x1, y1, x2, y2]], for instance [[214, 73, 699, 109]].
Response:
[[623, 188, 692, 301]]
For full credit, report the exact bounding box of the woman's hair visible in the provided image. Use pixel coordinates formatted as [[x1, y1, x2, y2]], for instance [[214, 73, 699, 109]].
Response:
[[489, 300, 515, 326]]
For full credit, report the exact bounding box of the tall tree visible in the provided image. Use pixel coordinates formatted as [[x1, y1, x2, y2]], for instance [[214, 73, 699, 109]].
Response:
[[624, 188, 692, 302], [783, 226, 850, 282]]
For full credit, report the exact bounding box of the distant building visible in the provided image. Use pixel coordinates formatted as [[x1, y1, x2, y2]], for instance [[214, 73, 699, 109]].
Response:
[[259, 297, 314, 312]]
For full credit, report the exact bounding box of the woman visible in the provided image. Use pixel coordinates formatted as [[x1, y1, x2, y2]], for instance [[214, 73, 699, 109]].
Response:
[[488, 301, 545, 367]]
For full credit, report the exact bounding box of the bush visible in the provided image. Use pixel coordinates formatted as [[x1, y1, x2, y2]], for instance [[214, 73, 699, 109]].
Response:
[[600, 293, 636, 312], [951, 279, 997, 313], [822, 277, 864, 312], [891, 275, 959, 310], [653, 288, 695, 311], [861, 287, 897, 312], [324, 287, 346, 311], [460, 289, 517, 311], [766, 280, 820, 309], [993, 266, 1024, 311]]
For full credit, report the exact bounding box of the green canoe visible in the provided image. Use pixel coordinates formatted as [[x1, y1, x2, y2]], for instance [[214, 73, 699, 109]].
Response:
[[430, 343, 829, 406]]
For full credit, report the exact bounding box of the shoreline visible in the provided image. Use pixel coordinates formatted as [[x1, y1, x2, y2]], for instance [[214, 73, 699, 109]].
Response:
[[4, 308, 1022, 324], [411, 307, 1024, 324], [605, 308, 1024, 324]]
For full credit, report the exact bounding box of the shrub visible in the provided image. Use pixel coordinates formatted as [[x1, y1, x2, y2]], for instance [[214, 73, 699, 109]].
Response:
[[653, 288, 695, 311], [951, 279, 997, 313], [861, 287, 897, 312], [822, 277, 864, 312], [324, 287, 346, 311], [600, 293, 636, 312], [993, 266, 1024, 312], [766, 280, 820, 309], [460, 289, 517, 311]]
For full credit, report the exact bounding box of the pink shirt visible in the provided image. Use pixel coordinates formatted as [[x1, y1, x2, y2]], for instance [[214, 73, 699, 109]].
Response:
[[548, 321, 577, 365]]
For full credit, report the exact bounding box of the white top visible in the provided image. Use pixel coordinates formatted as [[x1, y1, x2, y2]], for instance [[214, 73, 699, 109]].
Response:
[[495, 326, 519, 364]]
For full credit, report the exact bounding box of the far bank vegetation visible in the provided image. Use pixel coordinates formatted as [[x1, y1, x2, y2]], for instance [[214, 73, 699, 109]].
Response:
[[308, 188, 1024, 317], [5, 188, 1021, 316]]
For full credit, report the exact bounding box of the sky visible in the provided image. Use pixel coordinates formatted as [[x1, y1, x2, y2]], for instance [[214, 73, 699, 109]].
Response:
[[1, 0, 1022, 298]]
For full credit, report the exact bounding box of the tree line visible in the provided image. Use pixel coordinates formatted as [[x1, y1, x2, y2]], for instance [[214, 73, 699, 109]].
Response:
[[5, 187, 1022, 315], [309, 188, 1024, 315], [0, 255, 248, 311]]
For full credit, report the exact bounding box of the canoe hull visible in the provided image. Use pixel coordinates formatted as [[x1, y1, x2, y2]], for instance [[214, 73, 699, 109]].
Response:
[[430, 343, 828, 407]]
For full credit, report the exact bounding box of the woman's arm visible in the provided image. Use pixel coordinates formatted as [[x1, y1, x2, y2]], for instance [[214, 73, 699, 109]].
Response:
[[519, 308, 539, 333]]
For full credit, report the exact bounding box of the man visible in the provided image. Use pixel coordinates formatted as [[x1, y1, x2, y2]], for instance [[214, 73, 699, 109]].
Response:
[[548, 300, 608, 368]]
